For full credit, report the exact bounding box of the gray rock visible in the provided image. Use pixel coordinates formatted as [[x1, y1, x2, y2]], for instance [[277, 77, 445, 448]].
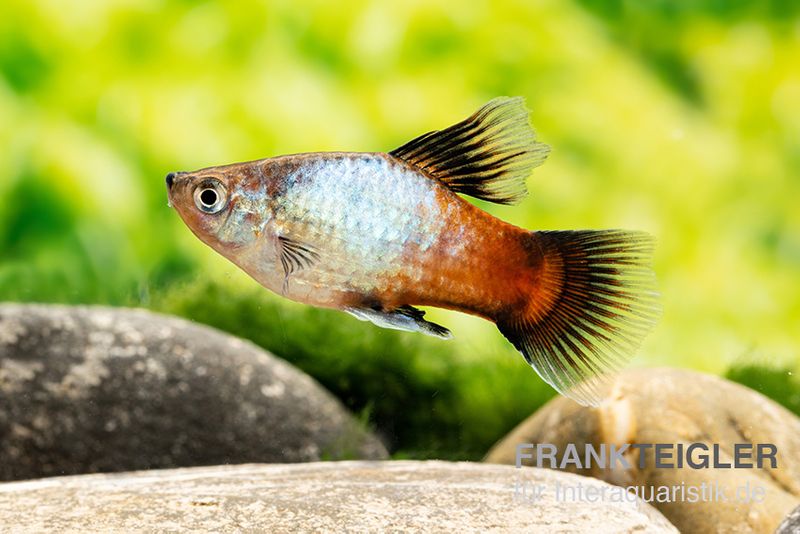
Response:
[[0, 304, 387, 481], [0, 461, 678, 533], [776, 504, 800, 534], [485, 367, 800, 534]]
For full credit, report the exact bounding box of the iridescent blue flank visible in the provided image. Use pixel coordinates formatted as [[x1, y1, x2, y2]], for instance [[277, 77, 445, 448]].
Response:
[[266, 153, 448, 295]]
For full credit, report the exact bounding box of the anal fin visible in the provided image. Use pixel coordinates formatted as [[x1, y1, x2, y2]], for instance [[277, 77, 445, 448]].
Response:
[[344, 305, 452, 339]]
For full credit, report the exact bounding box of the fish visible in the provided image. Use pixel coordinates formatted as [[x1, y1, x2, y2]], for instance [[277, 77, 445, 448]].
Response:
[[166, 97, 660, 405]]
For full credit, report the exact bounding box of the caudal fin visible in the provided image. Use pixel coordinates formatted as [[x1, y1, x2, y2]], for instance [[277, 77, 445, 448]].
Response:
[[496, 230, 660, 406]]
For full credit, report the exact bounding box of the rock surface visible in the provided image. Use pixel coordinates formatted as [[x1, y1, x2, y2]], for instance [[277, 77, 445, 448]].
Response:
[[0, 304, 387, 481], [0, 461, 678, 533], [485, 367, 800, 534], [776, 504, 800, 534]]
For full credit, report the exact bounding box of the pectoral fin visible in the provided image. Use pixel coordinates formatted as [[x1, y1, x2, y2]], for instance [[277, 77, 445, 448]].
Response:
[[277, 235, 320, 293], [278, 236, 320, 276], [344, 305, 452, 339]]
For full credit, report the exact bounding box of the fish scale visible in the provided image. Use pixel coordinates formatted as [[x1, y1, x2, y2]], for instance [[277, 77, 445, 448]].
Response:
[[275, 154, 446, 286]]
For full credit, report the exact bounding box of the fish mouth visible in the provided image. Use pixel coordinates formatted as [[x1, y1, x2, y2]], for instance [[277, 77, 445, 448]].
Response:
[[165, 171, 188, 208], [166, 171, 188, 189]]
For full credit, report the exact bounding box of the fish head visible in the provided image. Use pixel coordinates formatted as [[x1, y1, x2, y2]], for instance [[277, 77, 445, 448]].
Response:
[[166, 165, 268, 255]]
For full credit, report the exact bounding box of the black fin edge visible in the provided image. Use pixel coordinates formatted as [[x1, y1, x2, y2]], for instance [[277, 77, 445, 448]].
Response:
[[390, 97, 550, 205], [395, 305, 452, 338], [497, 230, 661, 406]]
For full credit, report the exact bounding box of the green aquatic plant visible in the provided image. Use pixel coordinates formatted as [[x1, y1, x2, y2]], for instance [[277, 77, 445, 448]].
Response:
[[726, 363, 800, 417]]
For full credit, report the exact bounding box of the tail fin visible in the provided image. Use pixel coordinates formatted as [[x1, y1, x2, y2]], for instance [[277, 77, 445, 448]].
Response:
[[496, 230, 660, 406]]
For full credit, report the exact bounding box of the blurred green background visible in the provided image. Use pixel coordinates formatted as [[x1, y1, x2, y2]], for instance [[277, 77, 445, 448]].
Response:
[[1, 0, 798, 459]]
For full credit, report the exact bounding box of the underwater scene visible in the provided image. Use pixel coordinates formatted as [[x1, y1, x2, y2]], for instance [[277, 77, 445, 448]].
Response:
[[0, 1, 798, 532]]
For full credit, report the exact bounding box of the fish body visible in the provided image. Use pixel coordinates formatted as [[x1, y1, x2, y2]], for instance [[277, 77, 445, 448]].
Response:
[[215, 152, 520, 317], [167, 97, 660, 404]]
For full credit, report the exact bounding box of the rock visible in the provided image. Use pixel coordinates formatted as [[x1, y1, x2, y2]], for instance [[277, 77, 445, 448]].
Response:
[[0, 304, 387, 481], [0, 461, 678, 532], [776, 504, 800, 534], [485, 367, 800, 534]]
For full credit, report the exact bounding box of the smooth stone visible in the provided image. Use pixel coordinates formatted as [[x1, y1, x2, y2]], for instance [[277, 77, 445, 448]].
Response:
[[776, 504, 800, 534], [485, 367, 800, 534], [0, 304, 387, 481], [0, 461, 678, 532]]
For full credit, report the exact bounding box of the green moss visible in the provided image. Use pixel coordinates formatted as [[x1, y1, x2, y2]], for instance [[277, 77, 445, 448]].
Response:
[[725, 363, 800, 416]]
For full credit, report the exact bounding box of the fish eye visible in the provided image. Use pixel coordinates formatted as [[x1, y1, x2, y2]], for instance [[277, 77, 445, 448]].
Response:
[[200, 189, 217, 206], [193, 180, 228, 214]]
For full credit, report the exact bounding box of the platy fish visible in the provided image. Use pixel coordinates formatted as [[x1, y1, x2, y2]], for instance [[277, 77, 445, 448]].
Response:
[[166, 97, 659, 405]]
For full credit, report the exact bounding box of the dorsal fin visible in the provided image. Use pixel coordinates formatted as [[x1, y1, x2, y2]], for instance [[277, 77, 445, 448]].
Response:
[[389, 97, 550, 205]]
